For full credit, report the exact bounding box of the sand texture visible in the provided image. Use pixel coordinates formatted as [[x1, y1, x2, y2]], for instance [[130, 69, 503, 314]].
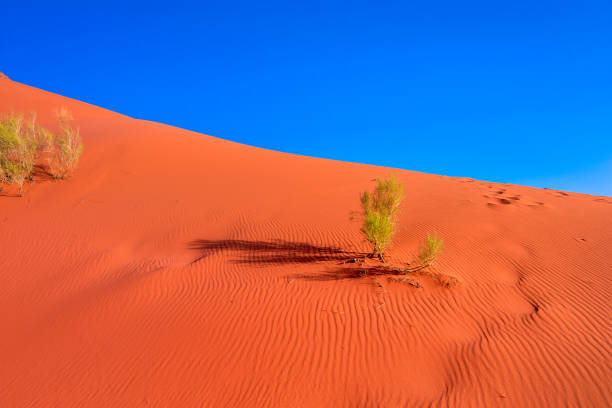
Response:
[[1, 79, 611, 407]]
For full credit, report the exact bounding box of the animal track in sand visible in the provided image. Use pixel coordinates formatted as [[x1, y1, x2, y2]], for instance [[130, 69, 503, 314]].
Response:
[[483, 188, 549, 210]]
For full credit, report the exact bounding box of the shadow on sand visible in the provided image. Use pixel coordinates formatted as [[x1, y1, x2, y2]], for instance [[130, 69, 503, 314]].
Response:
[[188, 239, 368, 266], [287, 265, 407, 282], [0, 165, 57, 197], [188, 238, 420, 285]]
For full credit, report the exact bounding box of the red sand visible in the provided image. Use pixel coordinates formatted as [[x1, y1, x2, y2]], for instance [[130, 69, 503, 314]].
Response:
[[1, 79, 611, 407]]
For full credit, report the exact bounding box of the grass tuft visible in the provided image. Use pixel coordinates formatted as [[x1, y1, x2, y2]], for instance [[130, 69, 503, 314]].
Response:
[[0, 109, 83, 195], [359, 175, 405, 262], [417, 232, 444, 267], [47, 109, 83, 179], [0, 113, 38, 195]]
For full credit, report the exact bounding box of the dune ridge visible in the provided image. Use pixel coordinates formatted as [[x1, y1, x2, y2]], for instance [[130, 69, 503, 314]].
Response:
[[1, 79, 611, 407]]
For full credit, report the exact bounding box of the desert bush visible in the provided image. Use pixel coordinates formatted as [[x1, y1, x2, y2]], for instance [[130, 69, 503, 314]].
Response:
[[0, 110, 82, 195], [47, 109, 83, 179], [27, 112, 52, 154], [398, 232, 455, 287], [417, 232, 444, 267], [360, 175, 405, 262], [0, 113, 38, 195]]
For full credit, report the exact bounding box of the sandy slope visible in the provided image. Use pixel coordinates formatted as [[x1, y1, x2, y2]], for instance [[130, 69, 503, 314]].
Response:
[[1, 78, 610, 407]]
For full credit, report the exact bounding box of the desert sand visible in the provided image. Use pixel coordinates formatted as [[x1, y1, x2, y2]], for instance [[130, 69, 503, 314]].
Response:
[[1, 78, 611, 407]]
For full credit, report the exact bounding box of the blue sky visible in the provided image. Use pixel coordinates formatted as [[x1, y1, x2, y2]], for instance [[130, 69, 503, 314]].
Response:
[[2, 1, 611, 195]]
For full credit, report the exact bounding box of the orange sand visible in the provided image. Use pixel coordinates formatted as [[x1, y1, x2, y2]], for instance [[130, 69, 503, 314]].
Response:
[[1, 79, 611, 407]]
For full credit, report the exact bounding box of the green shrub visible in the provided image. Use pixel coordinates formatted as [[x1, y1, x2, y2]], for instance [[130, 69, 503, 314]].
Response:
[[0, 113, 38, 195], [360, 175, 405, 262], [417, 232, 444, 267], [47, 109, 83, 179], [27, 113, 52, 155], [0, 110, 82, 195]]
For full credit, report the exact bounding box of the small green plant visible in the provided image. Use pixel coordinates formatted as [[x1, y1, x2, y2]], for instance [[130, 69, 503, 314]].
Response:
[[27, 112, 52, 155], [417, 232, 444, 267], [409, 233, 457, 287], [47, 109, 83, 179], [0, 110, 81, 195], [360, 175, 405, 262], [0, 113, 38, 195]]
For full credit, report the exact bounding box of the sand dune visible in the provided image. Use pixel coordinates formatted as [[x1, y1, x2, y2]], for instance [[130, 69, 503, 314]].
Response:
[[1, 79, 610, 407]]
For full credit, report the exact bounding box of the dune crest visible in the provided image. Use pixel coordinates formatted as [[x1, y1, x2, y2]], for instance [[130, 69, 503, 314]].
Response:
[[1, 79, 610, 407]]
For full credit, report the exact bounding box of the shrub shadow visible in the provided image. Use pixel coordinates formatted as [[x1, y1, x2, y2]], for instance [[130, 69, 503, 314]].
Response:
[[187, 239, 446, 287], [31, 164, 57, 182], [188, 239, 367, 266], [0, 189, 21, 198], [0, 165, 57, 197], [289, 265, 405, 282]]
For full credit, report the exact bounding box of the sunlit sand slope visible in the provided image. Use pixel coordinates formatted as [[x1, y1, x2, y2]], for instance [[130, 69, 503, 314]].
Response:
[[1, 79, 610, 407]]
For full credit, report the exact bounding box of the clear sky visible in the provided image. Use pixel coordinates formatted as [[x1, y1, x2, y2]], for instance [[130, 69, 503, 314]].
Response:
[[2, 1, 611, 196]]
